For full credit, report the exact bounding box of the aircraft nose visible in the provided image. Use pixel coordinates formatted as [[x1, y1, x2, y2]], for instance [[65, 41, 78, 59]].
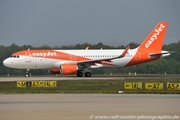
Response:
[[3, 59, 11, 67]]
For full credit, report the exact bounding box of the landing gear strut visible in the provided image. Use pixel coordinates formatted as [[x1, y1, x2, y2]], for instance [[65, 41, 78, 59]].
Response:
[[25, 69, 30, 78]]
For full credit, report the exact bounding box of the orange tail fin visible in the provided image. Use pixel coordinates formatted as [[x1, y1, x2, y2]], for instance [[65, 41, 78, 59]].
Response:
[[138, 22, 168, 52]]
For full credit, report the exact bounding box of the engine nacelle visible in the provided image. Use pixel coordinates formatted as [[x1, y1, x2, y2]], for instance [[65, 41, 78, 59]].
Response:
[[49, 68, 60, 74], [60, 64, 78, 75], [49, 64, 78, 75]]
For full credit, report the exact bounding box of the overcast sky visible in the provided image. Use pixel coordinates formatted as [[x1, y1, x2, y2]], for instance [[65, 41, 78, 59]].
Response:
[[0, 0, 180, 47]]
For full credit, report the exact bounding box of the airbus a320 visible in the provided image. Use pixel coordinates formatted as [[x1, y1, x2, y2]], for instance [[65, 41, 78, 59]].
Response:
[[3, 22, 172, 77]]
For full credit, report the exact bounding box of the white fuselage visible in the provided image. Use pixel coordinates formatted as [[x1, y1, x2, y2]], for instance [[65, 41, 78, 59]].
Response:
[[3, 49, 137, 69]]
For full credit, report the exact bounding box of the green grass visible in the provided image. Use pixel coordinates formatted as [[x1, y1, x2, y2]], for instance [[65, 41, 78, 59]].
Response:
[[0, 79, 180, 94]]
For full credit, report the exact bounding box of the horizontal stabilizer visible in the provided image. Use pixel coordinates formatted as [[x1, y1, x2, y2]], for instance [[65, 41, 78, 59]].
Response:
[[149, 51, 175, 57]]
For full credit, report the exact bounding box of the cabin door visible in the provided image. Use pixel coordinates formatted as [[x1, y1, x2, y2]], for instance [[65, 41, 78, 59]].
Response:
[[25, 52, 31, 62]]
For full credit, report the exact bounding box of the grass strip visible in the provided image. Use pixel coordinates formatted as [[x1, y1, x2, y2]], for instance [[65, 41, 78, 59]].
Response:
[[0, 79, 180, 94]]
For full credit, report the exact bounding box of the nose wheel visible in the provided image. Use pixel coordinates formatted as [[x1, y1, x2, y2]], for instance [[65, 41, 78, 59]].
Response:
[[25, 73, 29, 77], [25, 69, 30, 78]]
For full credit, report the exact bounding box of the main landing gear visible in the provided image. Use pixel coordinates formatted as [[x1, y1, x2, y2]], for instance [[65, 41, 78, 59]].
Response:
[[76, 71, 91, 77]]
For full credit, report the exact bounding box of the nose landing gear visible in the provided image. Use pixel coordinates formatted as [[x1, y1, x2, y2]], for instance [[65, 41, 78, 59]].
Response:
[[25, 69, 30, 78]]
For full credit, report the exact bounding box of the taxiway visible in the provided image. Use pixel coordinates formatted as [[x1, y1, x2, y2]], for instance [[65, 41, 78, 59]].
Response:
[[0, 75, 180, 82], [0, 94, 179, 120]]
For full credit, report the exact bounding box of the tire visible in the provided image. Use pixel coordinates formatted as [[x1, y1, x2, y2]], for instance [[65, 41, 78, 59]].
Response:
[[85, 72, 91, 77], [76, 72, 83, 77]]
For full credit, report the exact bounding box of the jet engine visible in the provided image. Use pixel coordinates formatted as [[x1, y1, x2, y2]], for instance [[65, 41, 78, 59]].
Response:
[[49, 68, 60, 74], [60, 64, 78, 75], [49, 64, 78, 75]]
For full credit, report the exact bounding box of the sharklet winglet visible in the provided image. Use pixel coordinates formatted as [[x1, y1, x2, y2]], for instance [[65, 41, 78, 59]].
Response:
[[116, 46, 130, 58]]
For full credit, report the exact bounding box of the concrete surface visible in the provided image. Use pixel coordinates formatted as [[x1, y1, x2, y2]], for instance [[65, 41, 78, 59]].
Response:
[[0, 94, 179, 120], [0, 75, 180, 82]]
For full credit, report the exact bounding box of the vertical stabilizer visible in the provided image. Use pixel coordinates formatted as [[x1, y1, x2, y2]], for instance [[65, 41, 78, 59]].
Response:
[[138, 22, 168, 52]]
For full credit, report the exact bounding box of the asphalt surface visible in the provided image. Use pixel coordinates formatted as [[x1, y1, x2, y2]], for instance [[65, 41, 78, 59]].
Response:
[[0, 75, 180, 81], [0, 94, 179, 120]]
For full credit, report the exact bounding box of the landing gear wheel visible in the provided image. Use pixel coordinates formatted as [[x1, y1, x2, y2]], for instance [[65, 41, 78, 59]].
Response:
[[76, 71, 83, 77], [25, 70, 30, 78], [25, 72, 29, 78], [85, 72, 91, 77]]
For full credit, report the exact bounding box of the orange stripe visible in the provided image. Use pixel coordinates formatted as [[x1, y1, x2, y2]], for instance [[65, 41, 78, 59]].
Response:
[[14, 50, 91, 61]]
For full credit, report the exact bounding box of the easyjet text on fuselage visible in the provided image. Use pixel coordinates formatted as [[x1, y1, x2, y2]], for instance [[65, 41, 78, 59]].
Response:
[[32, 52, 57, 57]]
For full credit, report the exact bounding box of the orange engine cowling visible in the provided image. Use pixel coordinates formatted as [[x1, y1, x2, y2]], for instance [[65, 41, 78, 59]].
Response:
[[60, 64, 78, 75], [49, 68, 60, 74]]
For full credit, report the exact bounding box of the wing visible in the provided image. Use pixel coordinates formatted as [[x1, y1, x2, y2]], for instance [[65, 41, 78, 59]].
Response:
[[77, 46, 130, 66]]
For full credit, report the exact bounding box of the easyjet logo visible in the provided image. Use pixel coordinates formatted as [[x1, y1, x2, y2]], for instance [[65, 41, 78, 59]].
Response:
[[145, 24, 165, 48], [32, 52, 57, 57]]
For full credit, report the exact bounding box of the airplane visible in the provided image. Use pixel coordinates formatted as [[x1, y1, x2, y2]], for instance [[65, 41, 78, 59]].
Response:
[[3, 22, 172, 77]]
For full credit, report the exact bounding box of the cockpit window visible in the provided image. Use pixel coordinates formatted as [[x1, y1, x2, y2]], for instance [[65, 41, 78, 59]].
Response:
[[10, 55, 20, 58]]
